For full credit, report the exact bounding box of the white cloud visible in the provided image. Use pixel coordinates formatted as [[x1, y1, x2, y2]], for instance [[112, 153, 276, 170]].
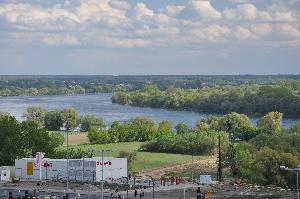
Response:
[[109, 0, 131, 10], [134, 3, 154, 20], [275, 24, 300, 38], [0, 0, 299, 48], [160, 5, 185, 17], [223, 3, 271, 21], [189, 0, 222, 20], [235, 26, 256, 40], [75, 0, 128, 26], [251, 23, 273, 36]]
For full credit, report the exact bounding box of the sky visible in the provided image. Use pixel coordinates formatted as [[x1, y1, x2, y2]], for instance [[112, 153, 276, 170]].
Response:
[[0, 0, 299, 75]]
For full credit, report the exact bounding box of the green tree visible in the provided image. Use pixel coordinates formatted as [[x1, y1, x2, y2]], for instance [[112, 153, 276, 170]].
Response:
[[0, 115, 64, 165], [157, 120, 173, 137], [0, 112, 10, 118], [61, 108, 79, 131], [118, 150, 137, 172], [290, 123, 300, 134], [252, 147, 299, 187], [21, 121, 64, 157], [108, 121, 130, 143], [235, 142, 256, 181], [50, 148, 94, 159], [88, 127, 109, 144], [127, 117, 158, 141], [79, 115, 106, 132], [0, 116, 27, 165], [44, 110, 64, 131], [175, 122, 189, 135], [218, 112, 251, 132], [23, 106, 48, 126], [257, 112, 283, 135]]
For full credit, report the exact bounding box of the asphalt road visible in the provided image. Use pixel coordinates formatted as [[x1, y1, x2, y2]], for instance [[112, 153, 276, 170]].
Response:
[[0, 187, 125, 199]]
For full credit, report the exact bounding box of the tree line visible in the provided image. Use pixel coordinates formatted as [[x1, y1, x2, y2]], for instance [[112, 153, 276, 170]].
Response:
[[112, 84, 300, 117], [1, 75, 299, 97]]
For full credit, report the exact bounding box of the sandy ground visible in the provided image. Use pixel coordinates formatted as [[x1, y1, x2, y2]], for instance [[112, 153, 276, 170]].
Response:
[[66, 133, 89, 145]]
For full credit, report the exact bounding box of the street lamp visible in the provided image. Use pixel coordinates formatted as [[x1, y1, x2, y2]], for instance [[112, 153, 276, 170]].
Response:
[[101, 149, 114, 199], [280, 165, 300, 199]]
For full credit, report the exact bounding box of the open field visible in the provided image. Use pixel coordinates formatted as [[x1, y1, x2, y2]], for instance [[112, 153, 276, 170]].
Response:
[[75, 142, 209, 173], [63, 133, 210, 173]]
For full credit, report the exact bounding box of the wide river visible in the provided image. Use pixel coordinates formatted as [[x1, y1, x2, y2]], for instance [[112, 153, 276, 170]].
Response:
[[0, 93, 299, 127]]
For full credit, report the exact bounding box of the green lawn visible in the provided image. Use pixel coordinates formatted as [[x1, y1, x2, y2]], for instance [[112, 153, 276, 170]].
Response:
[[71, 142, 208, 172]]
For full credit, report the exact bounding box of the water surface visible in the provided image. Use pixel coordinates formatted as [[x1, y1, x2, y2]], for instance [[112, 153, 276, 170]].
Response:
[[0, 93, 299, 128]]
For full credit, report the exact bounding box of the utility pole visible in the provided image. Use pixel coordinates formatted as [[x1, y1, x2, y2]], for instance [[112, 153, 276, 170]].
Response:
[[192, 153, 194, 183], [217, 135, 223, 182], [101, 149, 104, 199], [66, 130, 69, 190], [227, 121, 237, 177]]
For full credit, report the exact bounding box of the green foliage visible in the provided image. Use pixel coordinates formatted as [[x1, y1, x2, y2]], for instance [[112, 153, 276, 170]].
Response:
[[290, 123, 300, 134], [126, 117, 158, 141], [23, 106, 48, 126], [0, 115, 64, 165], [257, 112, 283, 135], [140, 131, 228, 156], [79, 115, 106, 132], [0, 112, 10, 118], [234, 142, 257, 181], [252, 147, 299, 187], [250, 133, 300, 157], [108, 121, 130, 143], [111, 92, 131, 105], [157, 120, 173, 137], [87, 127, 109, 144], [117, 150, 137, 171], [175, 122, 190, 134], [218, 112, 251, 132], [44, 110, 64, 131], [234, 126, 260, 141], [112, 85, 300, 117], [49, 148, 95, 159], [61, 108, 79, 131]]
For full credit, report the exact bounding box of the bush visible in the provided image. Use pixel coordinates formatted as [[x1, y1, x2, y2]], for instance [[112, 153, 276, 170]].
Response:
[[88, 127, 109, 144], [79, 115, 106, 132], [118, 150, 137, 171], [140, 131, 228, 156]]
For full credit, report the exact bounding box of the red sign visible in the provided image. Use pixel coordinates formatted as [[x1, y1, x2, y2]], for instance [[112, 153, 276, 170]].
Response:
[[34, 162, 52, 168], [96, 161, 112, 166]]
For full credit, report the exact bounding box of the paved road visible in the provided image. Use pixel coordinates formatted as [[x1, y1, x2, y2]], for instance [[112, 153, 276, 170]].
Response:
[[0, 187, 125, 199]]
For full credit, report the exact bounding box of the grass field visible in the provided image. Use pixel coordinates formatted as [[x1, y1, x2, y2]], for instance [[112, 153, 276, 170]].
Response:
[[65, 134, 208, 172], [77, 142, 208, 172]]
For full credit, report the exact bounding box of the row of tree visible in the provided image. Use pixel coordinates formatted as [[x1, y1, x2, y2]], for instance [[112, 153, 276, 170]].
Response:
[[112, 84, 300, 117], [1, 76, 299, 97], [22, 106, 106, 132]]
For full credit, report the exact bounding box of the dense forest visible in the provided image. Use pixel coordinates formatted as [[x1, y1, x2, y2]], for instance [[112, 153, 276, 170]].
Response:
[[112, 84, 300, 118], [0, 75, 300, 97]]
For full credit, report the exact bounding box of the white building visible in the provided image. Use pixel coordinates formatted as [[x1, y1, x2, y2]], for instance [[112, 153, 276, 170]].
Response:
[[15, 157, 127, 182], [0, 166, 15, 182]]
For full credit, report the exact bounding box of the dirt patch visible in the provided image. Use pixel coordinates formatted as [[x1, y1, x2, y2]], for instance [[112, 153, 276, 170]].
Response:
[[139, 157, 217, 179], [65, 133, 89, 145]]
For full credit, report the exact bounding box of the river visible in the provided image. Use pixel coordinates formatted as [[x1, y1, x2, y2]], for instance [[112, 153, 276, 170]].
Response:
[[0, 93, 299, 128]]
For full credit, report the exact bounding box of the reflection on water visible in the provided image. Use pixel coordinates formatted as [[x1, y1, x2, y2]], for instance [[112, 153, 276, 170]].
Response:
[[0, 93, 299, 128]]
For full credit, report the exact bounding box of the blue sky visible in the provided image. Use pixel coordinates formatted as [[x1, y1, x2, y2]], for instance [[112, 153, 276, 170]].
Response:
[[0, 0, 299, 75]]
